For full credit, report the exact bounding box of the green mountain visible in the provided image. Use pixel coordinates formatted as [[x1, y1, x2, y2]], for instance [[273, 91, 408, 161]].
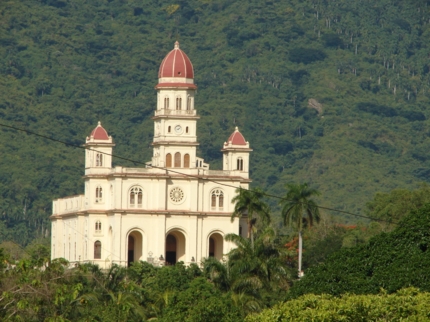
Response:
[[1, 0, 430, 244]]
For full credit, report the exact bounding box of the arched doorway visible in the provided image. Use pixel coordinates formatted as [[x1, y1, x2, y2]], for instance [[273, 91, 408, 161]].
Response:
[[127, 231, 143, 267], [209, 233, 224, 260], [165, 231, 186, 265]]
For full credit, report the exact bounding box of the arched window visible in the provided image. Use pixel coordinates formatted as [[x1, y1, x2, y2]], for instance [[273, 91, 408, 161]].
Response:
[[187, 96, 191, 110], [96, 153, 103, 167], [211, 189, 224, 211], [237, 158, 243, 171], [164, 97, 169, 109], [168, 126, 171, 133], [184, 154, 190, 168], [95, 220, 102, 232], [129, 186, 143, 208], [166, 153, 172, 167], [95, 186, 103, 203], [94, 241, 101, 259], [176, 97, 182, 110], [174, 152, 181, 168], [186, 126, 189, 134], [211, 194, 216, 208]]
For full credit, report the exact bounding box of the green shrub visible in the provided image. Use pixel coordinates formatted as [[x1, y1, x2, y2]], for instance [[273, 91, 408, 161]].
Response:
[[246, 288, 430, 322]]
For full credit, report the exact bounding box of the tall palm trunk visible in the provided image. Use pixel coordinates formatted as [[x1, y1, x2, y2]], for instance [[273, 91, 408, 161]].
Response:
[[298, 230, 303, 277], [248, 221, 254, 250]]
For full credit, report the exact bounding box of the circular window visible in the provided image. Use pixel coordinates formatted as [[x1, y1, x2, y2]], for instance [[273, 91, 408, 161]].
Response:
[[170, 187, 185, 203]]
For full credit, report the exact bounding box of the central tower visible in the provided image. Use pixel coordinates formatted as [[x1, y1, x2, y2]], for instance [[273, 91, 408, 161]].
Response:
[[151, 41, 200, 169]]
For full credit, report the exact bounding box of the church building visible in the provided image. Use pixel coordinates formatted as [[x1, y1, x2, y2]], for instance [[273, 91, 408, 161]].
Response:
[[50, 42, 252, 268]]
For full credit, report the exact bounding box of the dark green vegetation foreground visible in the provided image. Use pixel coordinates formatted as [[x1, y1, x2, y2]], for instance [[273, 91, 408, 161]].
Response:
[[1, 0, 430, 243], [2, 189, 430, 320], [246, 289, 430, 322]]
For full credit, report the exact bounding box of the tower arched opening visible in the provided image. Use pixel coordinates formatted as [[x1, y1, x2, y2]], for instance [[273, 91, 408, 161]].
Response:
[[165, 230, 186, 265], [208, 232, 224, 260], [127, 231, 143, 267]]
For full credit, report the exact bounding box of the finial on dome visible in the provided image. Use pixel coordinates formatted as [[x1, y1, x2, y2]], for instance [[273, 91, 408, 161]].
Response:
[[235, 126, 239, 131], [98, 121, 101, 126], [174, 41, 179, 49]]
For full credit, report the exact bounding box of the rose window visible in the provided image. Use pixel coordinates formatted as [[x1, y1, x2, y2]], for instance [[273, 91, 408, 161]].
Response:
[[169, 187, 184, 203]]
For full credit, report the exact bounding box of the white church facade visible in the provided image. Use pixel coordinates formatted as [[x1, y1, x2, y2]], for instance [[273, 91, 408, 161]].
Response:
[[50, 42, 252, 268]]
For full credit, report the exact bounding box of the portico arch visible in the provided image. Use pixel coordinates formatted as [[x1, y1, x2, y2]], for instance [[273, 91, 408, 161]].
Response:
[[165, 230, 186, 265], [127, 230, 143, 267], [208, 232, 224, 260]]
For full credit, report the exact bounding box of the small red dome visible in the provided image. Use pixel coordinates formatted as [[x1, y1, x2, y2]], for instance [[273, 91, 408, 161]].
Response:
[[226, 127, 247, 145], [90, 121, 109, 140], [158, 41, 194, 79]]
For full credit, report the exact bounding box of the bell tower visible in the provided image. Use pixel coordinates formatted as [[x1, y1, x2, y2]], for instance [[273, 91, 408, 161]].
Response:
[[151, 42, 200, 169], [84, 121, 114, 175], [222, 127, 252, 179]]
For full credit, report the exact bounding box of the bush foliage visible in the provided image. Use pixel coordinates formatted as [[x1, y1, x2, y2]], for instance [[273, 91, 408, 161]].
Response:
[[246, 288, 430, 322]]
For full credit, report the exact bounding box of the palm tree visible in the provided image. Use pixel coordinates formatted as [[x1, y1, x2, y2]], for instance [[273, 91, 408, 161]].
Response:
[[280, 183, 320, 277], [231, 187, 270, 248], [203, 228, 288, 314], [202, 257, 232, 292], [226, 229, 289, 293]]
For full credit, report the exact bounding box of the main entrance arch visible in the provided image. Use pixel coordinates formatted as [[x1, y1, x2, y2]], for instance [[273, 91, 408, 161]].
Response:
[[127, 230, 143, 267], [209, 232, 224, 260], [165, 230, 186, 265]]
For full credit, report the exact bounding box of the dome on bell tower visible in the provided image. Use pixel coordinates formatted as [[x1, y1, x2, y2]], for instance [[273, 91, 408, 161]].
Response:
[[88, 121, 110, 141], [156, 41, 196, 89], [158, 41, 194, 78], [225, 127, 248, 146]]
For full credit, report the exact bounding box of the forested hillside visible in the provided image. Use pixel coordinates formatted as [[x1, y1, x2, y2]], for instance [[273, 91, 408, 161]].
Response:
[[1, 0, 430, 244]]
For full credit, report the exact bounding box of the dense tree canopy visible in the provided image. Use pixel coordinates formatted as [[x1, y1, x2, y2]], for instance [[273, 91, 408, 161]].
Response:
[[288, 203, 430, 297]]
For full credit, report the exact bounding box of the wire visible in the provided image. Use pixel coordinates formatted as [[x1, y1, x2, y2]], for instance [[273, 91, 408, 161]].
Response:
[[0, 122, 399, 225]]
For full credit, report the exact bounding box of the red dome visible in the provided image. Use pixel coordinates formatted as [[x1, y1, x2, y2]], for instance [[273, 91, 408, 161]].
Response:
[[90, 121, 109, 140], [158, 41, 194, 79], [226, 127, 247, 145]]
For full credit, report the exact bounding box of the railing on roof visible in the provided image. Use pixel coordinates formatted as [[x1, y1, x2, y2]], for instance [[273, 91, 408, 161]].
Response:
[[122, 168, 152, 173], [53, 195, 85, 215], [154, 109, 197, 116], [206, 170, 232, 176]]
